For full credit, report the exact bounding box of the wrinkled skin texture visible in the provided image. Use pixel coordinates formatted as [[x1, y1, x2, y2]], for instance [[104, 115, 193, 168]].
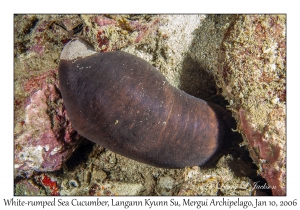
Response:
[[59, 51, 228, 168]]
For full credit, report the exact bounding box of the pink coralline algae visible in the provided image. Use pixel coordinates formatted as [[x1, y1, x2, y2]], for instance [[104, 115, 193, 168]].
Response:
[[14, 70, 82, 178], [93, 16, 116, 26], [239, 109, 285, 196], [131, 18, 160, 43], [28, 43, 45, 56], [89, 15, 160, 52], [26, 20, 51, 56]]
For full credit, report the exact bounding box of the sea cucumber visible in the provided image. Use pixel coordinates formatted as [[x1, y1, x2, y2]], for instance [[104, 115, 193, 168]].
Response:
[[58, 38, 228, 168]]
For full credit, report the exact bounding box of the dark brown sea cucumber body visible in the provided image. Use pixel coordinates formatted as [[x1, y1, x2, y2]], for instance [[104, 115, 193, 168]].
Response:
[[59, 50, 227, 168]]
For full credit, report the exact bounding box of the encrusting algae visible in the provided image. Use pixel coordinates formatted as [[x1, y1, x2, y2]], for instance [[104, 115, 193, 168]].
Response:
[[216, 15, 286, 195]]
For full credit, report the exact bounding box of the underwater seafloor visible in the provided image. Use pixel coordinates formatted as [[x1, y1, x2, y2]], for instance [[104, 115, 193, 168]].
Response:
[[14, 14, 286, 196]]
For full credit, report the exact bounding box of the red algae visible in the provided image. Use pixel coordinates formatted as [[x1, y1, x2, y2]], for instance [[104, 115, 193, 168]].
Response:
[[39, 174, 60, 196], [96, 30, 110, 52]]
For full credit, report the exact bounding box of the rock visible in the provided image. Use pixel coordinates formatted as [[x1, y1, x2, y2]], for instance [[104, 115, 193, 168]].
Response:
[[216, 15, 286, 195], [14, 179, 45, 195], [91, 169, 107, 183], [156, 175, 175, 195], [90, 181, 144, 196], [14, 70, 82, 178]]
